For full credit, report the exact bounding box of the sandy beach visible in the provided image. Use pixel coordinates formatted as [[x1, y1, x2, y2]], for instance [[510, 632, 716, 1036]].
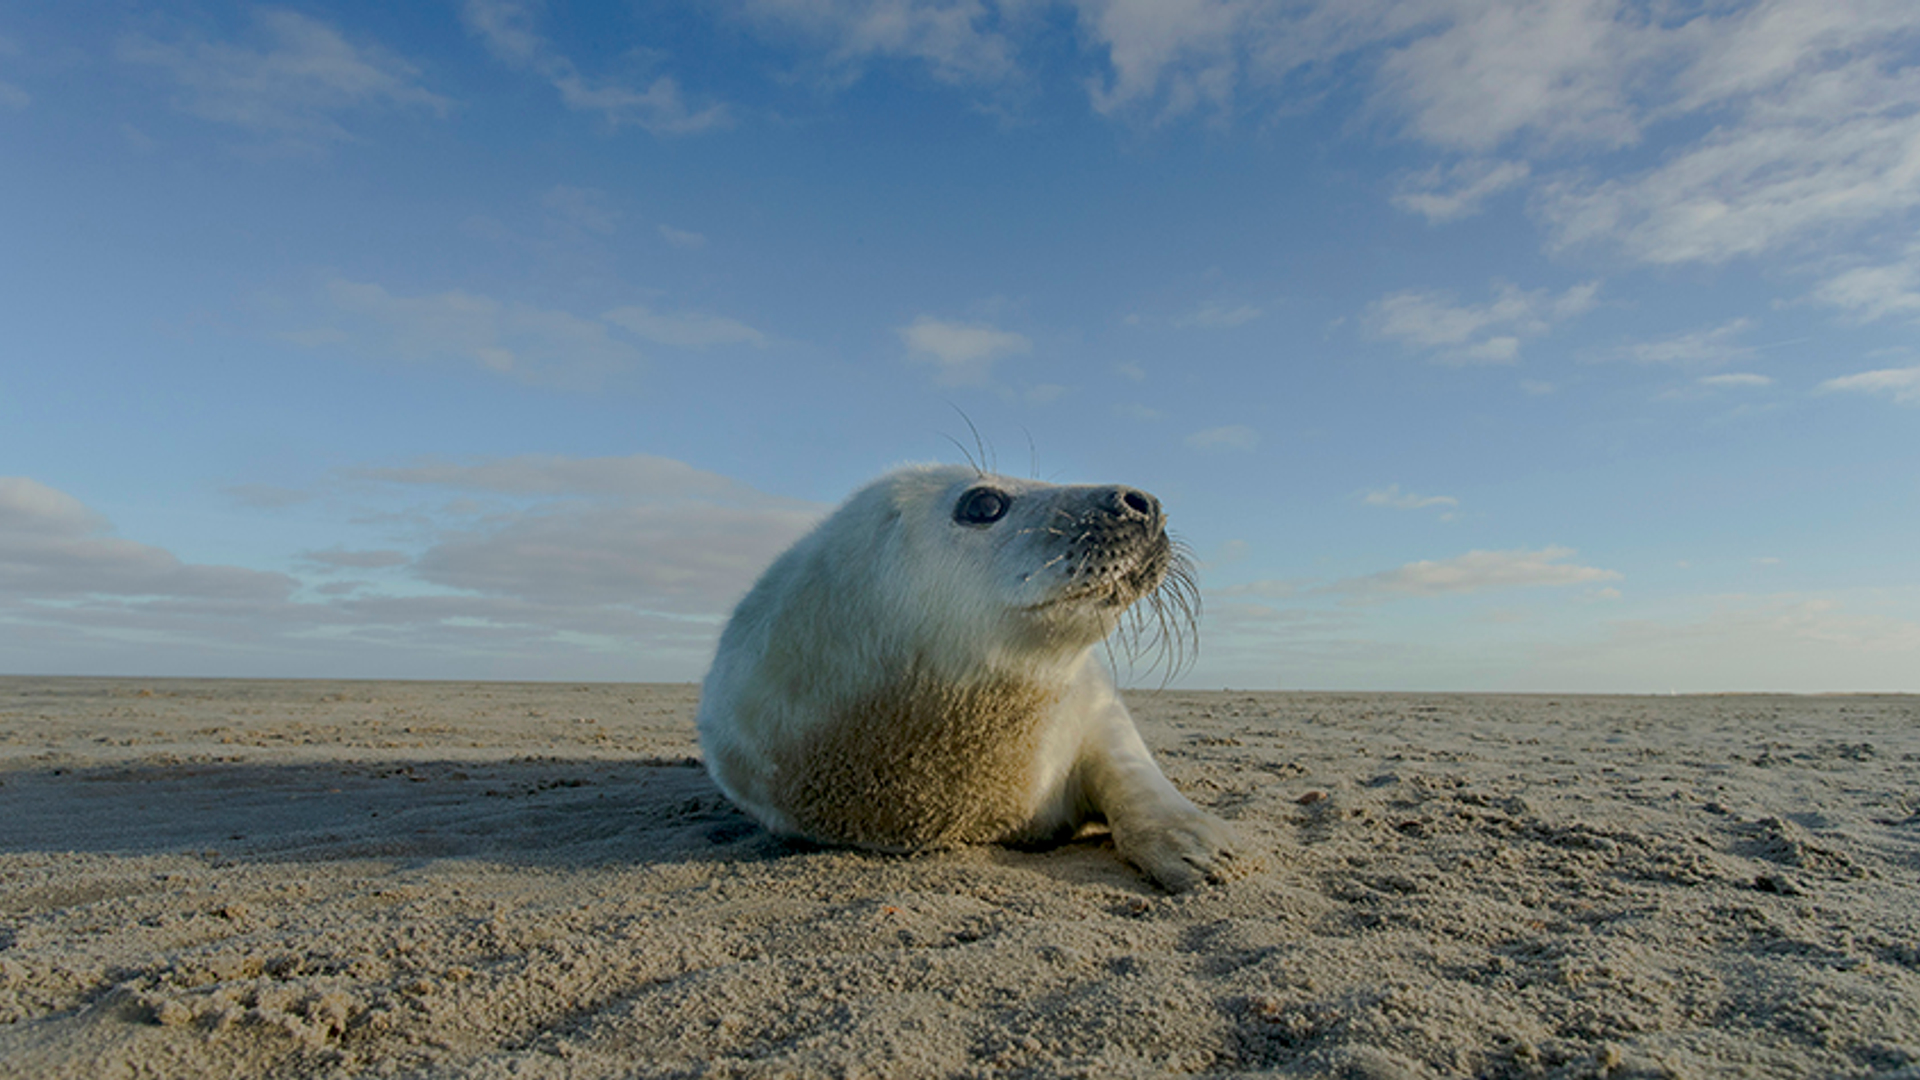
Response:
[[1, 677, 1916, 1078]]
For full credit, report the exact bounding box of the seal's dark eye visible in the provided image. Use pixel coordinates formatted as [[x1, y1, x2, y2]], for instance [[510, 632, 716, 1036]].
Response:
[[954, 487, 1011, 526]]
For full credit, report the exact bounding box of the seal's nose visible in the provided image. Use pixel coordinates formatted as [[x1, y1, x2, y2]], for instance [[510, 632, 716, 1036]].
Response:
[[1101, 485, 1163, 525]]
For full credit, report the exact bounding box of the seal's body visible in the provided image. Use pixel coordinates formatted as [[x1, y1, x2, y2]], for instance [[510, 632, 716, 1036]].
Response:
[[696, 465, 1235, 890]]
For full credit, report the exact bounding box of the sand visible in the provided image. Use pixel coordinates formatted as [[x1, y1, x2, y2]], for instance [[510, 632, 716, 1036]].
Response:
[[1, 678, 1916, 1079]]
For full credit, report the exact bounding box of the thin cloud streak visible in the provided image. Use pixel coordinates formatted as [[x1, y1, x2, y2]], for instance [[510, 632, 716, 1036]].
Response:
[[735, 0, 1023, 86], [1328, 546, 1620, 601], [1361, 485, 1459, 511], [1369, 279, 1598, 364], [461, 0, 728, 133], [1818, 366, 1920, 406], [302, 279, 643, 386], [118, 9, 450, 148], [899, 316, 1033, 386]]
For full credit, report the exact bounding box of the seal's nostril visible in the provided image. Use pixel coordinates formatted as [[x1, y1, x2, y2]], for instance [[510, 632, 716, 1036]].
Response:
[[1110, 487, 1161, 521], [1098, 485, 1162, 522]]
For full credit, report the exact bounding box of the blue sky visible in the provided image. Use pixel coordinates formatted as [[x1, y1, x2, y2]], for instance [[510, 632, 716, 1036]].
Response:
[[3, 0, 1917, 691]]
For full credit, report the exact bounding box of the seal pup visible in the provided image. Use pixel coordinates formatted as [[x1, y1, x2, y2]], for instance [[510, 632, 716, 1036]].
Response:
[[696, 464, 1235, 891]]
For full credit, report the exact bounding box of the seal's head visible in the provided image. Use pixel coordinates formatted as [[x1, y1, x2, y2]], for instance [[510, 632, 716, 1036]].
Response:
[[825, 465, 1195, 682], [704, 465, 1198, 686], [702, 464, 1198, 692]]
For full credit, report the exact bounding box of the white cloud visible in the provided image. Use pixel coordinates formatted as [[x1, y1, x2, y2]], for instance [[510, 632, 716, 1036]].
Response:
[[1369, 1, 1920, 269], [298, 279, 767, 378], [117, 9, 449, 148], [735, 0, 1023, 86], [1539, 4, 1920, 265], [0, 477, 293, 603], [898, 315, 1032, 385], [2, 478, 111, 540], [1056, 1, 1920, 278], [602, 304, 769, 348], [1075, 0, 1250, 119], [1070, 0, 1674, 140], [1361, 484, 1459, 511], [1186, 424, 1258, 451], [1667, 0, 1907, 109], [1543, 105, 1920, 265], [659, 224, 710, 249], [1392, 159, 1531, 222], [1462, 336, 1520, 363], [308, 279, 643, 386], [1817, 366, 1920, 406], [1615, 318, 1753, 367], [1376, 0, 1650, 153], [1071, 0, 1451, 123], [1814, 250, 1920, 323], [1332, 545, 1620, 600], [1373, 289, 1519, 348], [1658, 368, 1775, 401], [412, 502, 816, 613], [461, 0, 728, 134], [357, 454, 823, 614], [1369, 279, 1597, 364], [552, 73, 726, 134], [2, 459, 829, 679], [1697, 372, 1772, 389]]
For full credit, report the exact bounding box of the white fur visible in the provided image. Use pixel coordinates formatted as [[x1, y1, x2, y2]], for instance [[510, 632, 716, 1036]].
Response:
[[696, 464, 1235, 890]]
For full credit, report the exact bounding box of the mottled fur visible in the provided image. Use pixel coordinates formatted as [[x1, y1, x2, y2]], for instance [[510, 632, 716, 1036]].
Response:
[[771, 668, 1062, 849]]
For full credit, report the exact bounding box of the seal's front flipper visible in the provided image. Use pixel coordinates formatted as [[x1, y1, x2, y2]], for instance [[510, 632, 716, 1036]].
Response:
[[1067, 666, 1239, 892], [1110, 801, 1237, 892]]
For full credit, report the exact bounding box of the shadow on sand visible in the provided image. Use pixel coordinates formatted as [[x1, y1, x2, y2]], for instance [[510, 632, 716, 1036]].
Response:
[[0, 756, 796, 869]]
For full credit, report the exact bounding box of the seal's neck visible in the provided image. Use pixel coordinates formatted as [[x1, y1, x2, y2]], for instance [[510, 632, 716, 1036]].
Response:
[[907, 637, 1092, 693]]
